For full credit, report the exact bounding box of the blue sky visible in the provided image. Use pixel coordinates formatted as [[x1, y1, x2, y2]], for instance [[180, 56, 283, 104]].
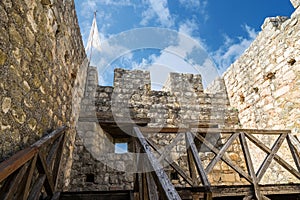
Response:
[[74, 0, 294, 89]]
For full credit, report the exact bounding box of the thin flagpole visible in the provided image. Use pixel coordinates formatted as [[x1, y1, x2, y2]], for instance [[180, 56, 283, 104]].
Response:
[[89, 11, 97, 63]]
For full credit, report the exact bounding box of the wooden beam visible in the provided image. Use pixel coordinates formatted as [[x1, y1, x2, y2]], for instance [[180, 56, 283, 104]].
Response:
[[52, 133, 66, 189], [240, 132, 262, 200], [46, 134, 64, 166], [142, 173, 149, 200], [289, 135, 300, 153], [22, 154, 38, 200], [186, 139, 199, 186], [146, 172, 159, 200], [194, 133, 253, 183], [0, 148, 36, 183], [1, 162, 30, 200], [32, 126, 67, 148], [133, 127, 181, 200], [37, 153, 55, 196], [205, 133, 240, 174], [141, 127, 290, 134], [287, 135, 300, 172], [27, 174, 46, 200], [176, 184, 300, 197], [0, 162, 29, 200], [246, 133, 300, 180], [186, 132, 211, 189], [256, 133, 287, 182], [140, 127, 189, 133], [146, 138, 193, 186]]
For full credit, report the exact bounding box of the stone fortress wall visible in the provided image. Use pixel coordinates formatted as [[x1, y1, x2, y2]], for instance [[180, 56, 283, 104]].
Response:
[[69, 0, 300, 191], [0, 0, 88, 189], [1, 0, 300, 194], [207, 0, 300, 184], [69, 67, 244, 191]]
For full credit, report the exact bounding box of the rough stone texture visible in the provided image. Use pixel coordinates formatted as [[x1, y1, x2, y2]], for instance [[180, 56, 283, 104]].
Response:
[[208, 5, 300, 184], [69, 68, 242, 191], [0, 0, 87, 189], [106, 69, 239, 128], [69, 67, 135, 191], [291, 0, 300, 8]]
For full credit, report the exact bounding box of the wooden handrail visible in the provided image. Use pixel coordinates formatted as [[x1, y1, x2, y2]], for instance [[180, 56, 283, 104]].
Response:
[[0, 148, 37, 183], [135, 126, 298, 200], [139, 127, 291, 134], [134, 126, 182, 200], [0, 125, 67, 200]]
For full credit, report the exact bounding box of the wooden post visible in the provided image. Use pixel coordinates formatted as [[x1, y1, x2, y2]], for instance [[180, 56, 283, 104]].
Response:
[[133, 127, 182, 200], [240, 132, 262, 200]]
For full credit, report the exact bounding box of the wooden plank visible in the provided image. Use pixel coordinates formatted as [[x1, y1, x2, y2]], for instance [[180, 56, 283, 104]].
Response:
[[240, 132, 262, 200], [140, 127, 189, 133], [146, 138, 193, 186], [186, 132, 211, 189], [289, 135, 300, 153], [133, 127, 181, 200], [256, 133, 287, 182], [287, 135, 300, 172], [32, 126, 67, 148], [246, 133, 300, 180], [142, 173, 149, 200], [2, 162, 30, 200], [0, 147, 36, 182], [138, 173, 143, 200], [27, 174, 46, 200], [146, 173, 159, 200], [37, 152, 55, 196], [22, 154, 38, 200], [176, 184, 300, 197], [140, 127, 290, 134], [158, 133, 184, 163], [186, 140, 199, 186], [205, 133, 240, 174], [46, 134, 64, 166], [194, 133, 253, 183], [52, 133, 66, 188]]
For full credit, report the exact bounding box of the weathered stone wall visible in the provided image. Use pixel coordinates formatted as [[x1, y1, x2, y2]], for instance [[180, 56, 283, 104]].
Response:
[[0, 0, 87, 188], [210, 2, 300, 184], [69, 67, 243, 192], [103, 69, 239, 128], [69, 67, 135, 191], [223, 13, 300, 134]]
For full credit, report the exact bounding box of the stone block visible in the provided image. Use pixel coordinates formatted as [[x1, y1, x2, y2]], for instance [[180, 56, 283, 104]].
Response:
[[291, 0, 300, 8], [221, 173, 236, 183]]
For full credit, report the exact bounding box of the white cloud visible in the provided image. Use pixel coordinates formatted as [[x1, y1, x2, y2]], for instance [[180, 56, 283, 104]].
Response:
[[129, 30, 219, 90], [211, 24, 258, 74], [79, 0, 97, 17], [179, 19, 198, 36], [140, 0, 174, 27], [178, 0, 208, 21], [179, 0, 201, 9]]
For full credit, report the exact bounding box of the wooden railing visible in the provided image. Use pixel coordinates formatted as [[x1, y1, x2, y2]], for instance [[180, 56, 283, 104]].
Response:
[[133, 127, 181, 200], [0, 126, 67, 200], [134, 127, 300, 200]]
